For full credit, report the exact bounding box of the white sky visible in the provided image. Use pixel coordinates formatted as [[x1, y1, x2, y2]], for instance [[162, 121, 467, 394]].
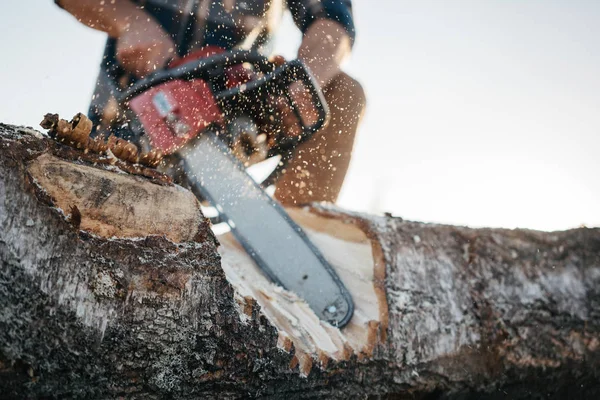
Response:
[[0, 0, 598, 231]]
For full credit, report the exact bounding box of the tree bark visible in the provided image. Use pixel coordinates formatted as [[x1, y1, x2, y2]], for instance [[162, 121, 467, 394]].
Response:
[[1, 123, 599, 399]]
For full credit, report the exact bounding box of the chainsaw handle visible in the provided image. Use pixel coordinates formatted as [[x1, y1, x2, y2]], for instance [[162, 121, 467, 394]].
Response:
[[287, 60, 330, 141], [216, 59, 330, 148], [117, 50, 272, 104]]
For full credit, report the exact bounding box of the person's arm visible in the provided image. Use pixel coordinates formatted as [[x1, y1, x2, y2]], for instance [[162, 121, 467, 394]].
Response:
[[297, 19, 352, 89], [56, 0, 175, 77], [278, 1, 355, 131], [287, 0, 356, 87], [55, 0, 144, 37]]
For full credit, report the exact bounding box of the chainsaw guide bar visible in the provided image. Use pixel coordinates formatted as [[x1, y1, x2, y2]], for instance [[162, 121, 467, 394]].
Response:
[[180, 133, 354, 327]]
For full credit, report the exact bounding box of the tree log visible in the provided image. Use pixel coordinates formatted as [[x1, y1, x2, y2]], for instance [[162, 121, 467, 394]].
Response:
[[1, 123, 599, 399]]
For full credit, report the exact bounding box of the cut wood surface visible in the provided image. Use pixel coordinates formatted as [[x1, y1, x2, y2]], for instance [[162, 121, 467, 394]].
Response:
[[218, 207, 388, 375], [1, 124, 600, 399]]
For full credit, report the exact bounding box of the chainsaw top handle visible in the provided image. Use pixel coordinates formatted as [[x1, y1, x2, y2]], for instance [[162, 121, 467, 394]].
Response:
[[119, 49, 330, 150]]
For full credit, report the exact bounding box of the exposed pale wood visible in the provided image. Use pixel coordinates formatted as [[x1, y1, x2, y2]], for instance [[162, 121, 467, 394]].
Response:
[[27, 153, 205, 243], [217, 206, 388, 373]]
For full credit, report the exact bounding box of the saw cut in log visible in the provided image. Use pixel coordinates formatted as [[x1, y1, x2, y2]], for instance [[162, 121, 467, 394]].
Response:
[[218, 206, 388, 375], [1, 123, 600, 399]]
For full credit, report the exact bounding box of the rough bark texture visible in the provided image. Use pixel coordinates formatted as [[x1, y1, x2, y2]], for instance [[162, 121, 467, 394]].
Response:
[[1, 124, 600, 399]]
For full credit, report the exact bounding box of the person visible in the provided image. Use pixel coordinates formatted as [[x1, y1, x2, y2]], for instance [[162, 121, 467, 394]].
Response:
[[56, 0, 365, 206]]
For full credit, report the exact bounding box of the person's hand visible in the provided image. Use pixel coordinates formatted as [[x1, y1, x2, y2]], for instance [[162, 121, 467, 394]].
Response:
[[116, 17, 175, 78], [275, 81, 321, 137], [267, 56, 320, 137]]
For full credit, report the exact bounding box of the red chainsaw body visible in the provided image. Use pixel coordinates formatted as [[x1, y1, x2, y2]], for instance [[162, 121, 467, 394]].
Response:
[[128, 46, 252, 155], [129, 79, 222, 154]]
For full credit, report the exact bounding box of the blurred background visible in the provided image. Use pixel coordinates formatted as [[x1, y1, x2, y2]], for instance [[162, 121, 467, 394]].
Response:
[[1, 0, 598, 231]]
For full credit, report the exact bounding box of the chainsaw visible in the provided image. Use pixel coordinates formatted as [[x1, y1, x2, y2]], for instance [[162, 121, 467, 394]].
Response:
[[117, 47, 354, 327]]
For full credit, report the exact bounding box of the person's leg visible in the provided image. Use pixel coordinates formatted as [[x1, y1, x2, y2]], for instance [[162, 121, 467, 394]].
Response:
[[274, 72, 366, 206]]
